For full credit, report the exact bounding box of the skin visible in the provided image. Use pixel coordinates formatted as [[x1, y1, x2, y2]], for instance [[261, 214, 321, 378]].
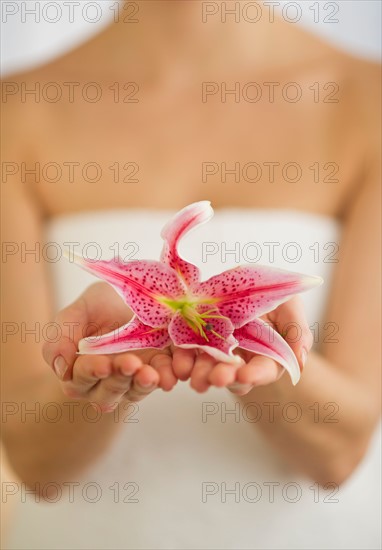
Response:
[[1, 1, 381, 490]]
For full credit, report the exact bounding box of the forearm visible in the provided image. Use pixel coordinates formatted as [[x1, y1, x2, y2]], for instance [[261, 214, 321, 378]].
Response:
[[2, 372, 126, 488], [239, 351, 380, 484]]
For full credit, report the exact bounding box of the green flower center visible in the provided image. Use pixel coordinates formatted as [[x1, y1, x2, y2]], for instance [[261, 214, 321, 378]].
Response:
[[159, 297, 228, 342]]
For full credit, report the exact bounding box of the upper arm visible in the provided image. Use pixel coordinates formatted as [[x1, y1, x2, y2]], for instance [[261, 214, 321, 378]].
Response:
[[321, 166, 381, 409], [1, 101, 55, 402]]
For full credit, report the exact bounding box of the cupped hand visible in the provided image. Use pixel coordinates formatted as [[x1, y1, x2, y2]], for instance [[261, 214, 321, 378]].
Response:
[[172, 296, 313, 396], [42, 282, 177, 412]]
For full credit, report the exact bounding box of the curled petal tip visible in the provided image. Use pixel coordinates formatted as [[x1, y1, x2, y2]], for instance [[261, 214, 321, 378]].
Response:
[[160, 200, 214, 287], [63, 248, 71, 261], [306, 275, 324, 288], [77, 337, 89, 354], [63, 249, 85, 265], [160, 200, 214, 240], [78, 335, 101, 354], [192, 199, 212, 208], [235, 319, 301, 385], [289, 367, 301, 385], [197, 199, 213, 212]]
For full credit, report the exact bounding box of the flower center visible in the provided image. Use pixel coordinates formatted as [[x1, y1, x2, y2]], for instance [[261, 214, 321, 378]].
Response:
[[159, 297, 228, 342]]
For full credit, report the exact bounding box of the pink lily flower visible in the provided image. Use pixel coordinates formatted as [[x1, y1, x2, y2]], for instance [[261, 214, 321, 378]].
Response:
[[67, 201, 322, 385]]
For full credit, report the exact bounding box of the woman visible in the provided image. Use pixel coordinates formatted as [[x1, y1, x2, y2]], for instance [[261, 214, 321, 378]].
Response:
[[2, 1, 381, 548]]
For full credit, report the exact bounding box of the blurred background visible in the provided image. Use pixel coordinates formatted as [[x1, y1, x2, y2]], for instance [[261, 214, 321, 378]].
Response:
[[1, 0, 381, 77]]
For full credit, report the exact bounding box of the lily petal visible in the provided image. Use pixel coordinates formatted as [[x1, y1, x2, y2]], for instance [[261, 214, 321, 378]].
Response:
[[194, 265, 323, 328], [78, 316, 171, 355], [235, 318, 301, 385], [160, 200, 213, 286], [168, 308, 241, 364], [66, 253, 186, 327]]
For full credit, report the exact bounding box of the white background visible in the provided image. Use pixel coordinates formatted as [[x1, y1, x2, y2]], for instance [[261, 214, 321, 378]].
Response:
[[1, 0, 381, 76]]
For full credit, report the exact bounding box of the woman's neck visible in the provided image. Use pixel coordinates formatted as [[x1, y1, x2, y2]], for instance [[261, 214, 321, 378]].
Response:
[[84, 0, 277, 82]]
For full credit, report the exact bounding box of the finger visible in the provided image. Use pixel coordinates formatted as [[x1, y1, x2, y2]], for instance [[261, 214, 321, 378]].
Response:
[[208, 363, 237, 388], [190, 354, 215, 393], [237, 355, 284, 386], [125, 365, 160, 402], [268, 296, 313, 371], [150, 353, 177, 391], [113, 353, 144, 377], [65, 355, 113, 397], [226, 382, 254, 396], [172, 348, 196, 381], [64, 353, 143, 400], [88, 367, 136, 413], [87, 354, 147, 410], [42, 300, 87, 382]]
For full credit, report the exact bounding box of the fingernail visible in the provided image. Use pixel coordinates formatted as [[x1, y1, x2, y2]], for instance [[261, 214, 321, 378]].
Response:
[[96, 370, 110, 379], [121, 366, 135, 376], [227, 382, 248, 391], [100, 403, 118, 413], [54, 356, 68, 379], [301, 348, 308, 370], [139, 381, 156, 389]]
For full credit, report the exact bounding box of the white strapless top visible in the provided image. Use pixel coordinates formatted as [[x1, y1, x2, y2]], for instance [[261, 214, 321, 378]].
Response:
[[7, 210, 381, 550]]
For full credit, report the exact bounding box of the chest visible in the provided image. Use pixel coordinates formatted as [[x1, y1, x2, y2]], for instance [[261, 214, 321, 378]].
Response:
[[34, 90, 357, 216]]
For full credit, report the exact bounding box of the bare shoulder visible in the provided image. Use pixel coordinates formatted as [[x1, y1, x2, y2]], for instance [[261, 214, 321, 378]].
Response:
[[259, 19, 381, 212], [1, 42, 94, 157], [330, 52, 381, 192], [1, 62, 58, 158], [343, 55, 381, 147], [291, 23, 380, 188], [279, 17, 380, 105], [325, 50, 381, 204]]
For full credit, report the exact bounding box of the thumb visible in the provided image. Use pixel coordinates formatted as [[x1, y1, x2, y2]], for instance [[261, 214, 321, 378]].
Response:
[[269, 296, 314, 372], [42, 296, 88, 381]]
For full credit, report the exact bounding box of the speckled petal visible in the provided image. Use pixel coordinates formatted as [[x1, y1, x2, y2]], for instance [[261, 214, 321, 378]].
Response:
[[194, 265, 323, 328], [160, 201, 213, 287], [66, 254, 186, 327], [78, 316, 171, 355], [168, 309, 240, 364], [235, 318, 301, 385]]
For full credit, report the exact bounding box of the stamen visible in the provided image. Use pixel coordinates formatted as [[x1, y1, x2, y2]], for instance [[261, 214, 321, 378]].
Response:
[[210, 329, 225, 341], [160, 297, 229, 344]]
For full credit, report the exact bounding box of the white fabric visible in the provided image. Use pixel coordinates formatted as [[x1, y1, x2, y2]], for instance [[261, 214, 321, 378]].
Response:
[[6, 209, 381, 550]]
